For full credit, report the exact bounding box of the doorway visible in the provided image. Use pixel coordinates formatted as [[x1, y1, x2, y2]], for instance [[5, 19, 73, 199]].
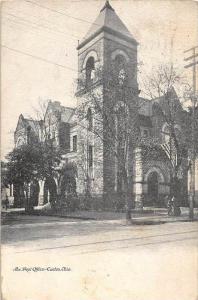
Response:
[[147, 171, 159, 206]]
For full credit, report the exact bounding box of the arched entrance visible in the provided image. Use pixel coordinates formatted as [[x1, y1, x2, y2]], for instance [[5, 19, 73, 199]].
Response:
[[147, 172, 159, 205], [144, 166, 167, 207]]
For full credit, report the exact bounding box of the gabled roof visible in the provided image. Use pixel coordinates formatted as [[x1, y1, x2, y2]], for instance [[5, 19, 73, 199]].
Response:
[[15, 114, 40, 134], [151, 87, 183, 113], [138, 87, 183, 117], [60, 106, 75, 123], [14, 114, 25, 133], [78, 0, 137, 49], [45, 100, 75, 123], [23, 118, 40, 132]]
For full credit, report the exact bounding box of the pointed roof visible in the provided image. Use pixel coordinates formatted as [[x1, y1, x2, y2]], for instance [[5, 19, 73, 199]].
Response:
[[60, 106, 75, 122], [45, 100, 75, 123], [78, 0, 137, 49], [15, 114, 41, 135]]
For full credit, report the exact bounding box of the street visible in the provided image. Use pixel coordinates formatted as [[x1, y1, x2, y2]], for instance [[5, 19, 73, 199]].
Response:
[[1, 214, 198, 300]]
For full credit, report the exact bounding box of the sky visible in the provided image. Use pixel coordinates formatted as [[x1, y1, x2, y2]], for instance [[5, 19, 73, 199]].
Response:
[[1, 0, 198, 159]]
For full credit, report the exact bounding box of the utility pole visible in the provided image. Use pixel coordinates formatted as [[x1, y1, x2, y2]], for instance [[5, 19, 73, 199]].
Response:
[[184, 46, 198, 220]]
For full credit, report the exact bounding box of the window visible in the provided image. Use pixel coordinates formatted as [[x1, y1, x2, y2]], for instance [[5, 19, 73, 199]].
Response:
[[115, 55, 126, 69], [147, 172, 159, 203], [174, 126, 181, 141], [114, 55, 127, 84], [162, 124, 170, 143], [88, 145, 93, 168], [143, 129, 149, 138], [27, 126, 31, 144], [72, 135, 77, 152], [86, 57, 95, 85], [87, 108, 93, 131], [16, 137, 25, 147]]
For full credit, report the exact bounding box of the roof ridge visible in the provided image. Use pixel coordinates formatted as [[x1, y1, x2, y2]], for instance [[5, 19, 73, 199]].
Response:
[[78, 1, 137, 49], [100, 0, 114, 12]]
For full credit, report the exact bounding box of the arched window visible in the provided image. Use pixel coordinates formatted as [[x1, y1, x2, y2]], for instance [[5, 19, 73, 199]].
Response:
[[86, 56, 95, 85], [112, 55, 127, 86], [16, 137, 25, 147], [162, 123, 170, 143], [162, 123, 181, 144], [87, 108, 93, 131], [114, 54, 126, 68], [174, 125, 181, 141]]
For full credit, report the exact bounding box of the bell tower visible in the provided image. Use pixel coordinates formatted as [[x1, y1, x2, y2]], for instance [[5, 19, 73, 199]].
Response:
[[76, 1, 139, 202], [76, 0, 138, 94]]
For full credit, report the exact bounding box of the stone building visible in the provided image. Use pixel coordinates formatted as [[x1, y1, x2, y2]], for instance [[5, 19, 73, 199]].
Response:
[[14, 114, 41, 147], [14, 1, 191, 210]]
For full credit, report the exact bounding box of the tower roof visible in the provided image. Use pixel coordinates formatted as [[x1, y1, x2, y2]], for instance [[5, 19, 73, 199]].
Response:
[[78, 1, 137, 49]]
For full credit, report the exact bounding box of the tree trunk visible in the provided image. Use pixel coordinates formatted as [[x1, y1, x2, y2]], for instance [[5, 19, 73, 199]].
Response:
[[122, 168, 132, 224], [24, 183, 34, 213]]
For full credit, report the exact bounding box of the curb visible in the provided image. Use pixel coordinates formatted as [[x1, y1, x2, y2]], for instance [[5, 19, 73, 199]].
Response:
[[25, 211, 96, 221]]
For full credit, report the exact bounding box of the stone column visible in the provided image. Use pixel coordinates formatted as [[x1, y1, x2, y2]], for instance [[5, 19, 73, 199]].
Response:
[[38, 180, 44, 206], [134, 147, 144, 210]]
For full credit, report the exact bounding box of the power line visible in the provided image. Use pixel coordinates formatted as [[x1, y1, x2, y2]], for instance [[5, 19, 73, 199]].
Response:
[[1, 44, 78, 72], [4, 6, 82, 40], [184, 46, 198, 54], [5, 11, 80, 40], [2, 44, 76, 98], [24, 0, 101, 27], [21, 0, 140, 44], [4, 16, 69, 45], [4, 17, 67, 45], [184, 45, 198, 220], [3, 18, 78, 75], [4, 15, 79, 50]]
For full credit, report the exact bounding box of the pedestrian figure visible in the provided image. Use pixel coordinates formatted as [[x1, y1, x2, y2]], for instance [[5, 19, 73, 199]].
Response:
[[173, 196, 181, 216], [167, 196, 174, 216], [168, 196, 181, 216]]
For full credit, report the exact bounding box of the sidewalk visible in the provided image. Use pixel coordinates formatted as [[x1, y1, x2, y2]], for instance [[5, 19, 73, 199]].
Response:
[[2, 206, 197, 224], [36, 208, 167, 220], [35, 205, 168, 220], [35, 206, 198, 221], [1, 205, 198, 225]]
